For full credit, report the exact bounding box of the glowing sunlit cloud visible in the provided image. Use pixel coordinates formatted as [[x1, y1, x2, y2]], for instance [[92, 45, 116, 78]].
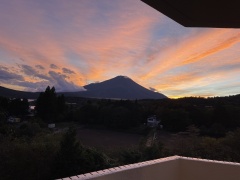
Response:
[[0, 0, 161, 88], [59, 1, 162, 81], [152, 62, 240, 98], [138, 29, 240, 81], [182, 33, 240, 65], [1, 0, 240, 97]]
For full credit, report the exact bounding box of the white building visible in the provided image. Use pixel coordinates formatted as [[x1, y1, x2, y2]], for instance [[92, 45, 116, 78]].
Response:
[[147, 115, 160, 127], [48, 123, 56, 129], [7, 116, 21, 123]]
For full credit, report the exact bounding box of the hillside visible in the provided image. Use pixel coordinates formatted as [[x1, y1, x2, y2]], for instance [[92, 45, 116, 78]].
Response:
[[0, 86, 39, 99]]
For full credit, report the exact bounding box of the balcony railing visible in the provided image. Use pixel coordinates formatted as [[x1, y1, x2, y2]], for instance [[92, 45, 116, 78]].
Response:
[[58, 156, 240, 180]]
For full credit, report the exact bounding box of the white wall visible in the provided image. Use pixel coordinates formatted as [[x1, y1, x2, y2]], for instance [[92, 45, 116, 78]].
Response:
[[179, 157, 240, 180]]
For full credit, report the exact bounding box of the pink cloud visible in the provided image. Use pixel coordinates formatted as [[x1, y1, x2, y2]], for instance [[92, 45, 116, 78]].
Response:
[[1, 0, 240, 97]]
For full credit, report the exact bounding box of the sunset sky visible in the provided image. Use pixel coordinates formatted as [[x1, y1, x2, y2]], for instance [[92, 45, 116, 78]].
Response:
[[1, 0, 240, 98]]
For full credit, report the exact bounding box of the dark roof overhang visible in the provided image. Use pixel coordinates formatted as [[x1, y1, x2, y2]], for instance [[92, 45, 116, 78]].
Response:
[[141, 0, 240, 28]]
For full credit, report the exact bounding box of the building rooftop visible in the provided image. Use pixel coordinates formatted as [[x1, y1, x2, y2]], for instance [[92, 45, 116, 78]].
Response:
[[58, 156, 240, 180]]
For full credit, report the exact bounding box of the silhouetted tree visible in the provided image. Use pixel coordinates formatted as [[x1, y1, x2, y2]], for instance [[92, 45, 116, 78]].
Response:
[[53, 128, 83, 178], [53, 128, 110, 179], [35, 86, 66, 123], [9, 98, 29, 116], [162, 109, 192, 132], [0, 97, 9, 122]]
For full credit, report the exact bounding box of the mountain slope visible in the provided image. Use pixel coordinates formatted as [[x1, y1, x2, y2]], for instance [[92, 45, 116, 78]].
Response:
[[79, 76, 167, 99], [0, 76, 167, 99], [0, 86, 39, 99]]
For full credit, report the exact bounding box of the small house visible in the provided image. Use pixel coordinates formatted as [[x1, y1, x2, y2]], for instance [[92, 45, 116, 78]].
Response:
[[7, 116, 21, 123], [147, 115, 160, 128], [48, 123, 56, 129]]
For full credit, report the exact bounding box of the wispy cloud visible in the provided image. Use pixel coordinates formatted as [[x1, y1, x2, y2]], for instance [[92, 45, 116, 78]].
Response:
[[0, 68, 24, 81], [62, 68, 75, 74], [149, 87, 158, 92], [35, 65, 45, 70], [182, 33, 240, 65], [0, 64, 85, 92], [48, 71, 84, 92], [19, 64, 51, 81], [50, 64, 59, 69], [0, 0, 240, 97]]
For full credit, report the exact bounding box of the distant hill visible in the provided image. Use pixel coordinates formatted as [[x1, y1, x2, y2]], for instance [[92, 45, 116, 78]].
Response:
[[73, 76, 167, 99], [0, 86, 39, 99], [0, 76, 167, 99]]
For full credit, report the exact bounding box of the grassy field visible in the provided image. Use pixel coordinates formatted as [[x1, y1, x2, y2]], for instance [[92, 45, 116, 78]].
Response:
[[76, 128, 144, 150], [55, 122, 175, 151]]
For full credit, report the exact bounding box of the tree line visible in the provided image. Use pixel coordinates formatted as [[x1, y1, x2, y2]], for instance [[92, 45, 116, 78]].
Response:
[[0, 97, 29, 119], [1, 87, 240, 179]]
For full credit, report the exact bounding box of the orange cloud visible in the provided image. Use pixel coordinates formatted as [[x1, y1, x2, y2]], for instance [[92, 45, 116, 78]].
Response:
[[148, 61, 240, 98], [182, 33, 240, 65], [138, 29, 240, 82], [1, 0, 240, 97], [1, 0, 161, 89], [56, 1, 161, 82]]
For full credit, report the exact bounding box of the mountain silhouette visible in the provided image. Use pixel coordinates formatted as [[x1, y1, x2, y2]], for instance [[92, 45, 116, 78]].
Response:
[[0, 76, 167, 99], [78, 76, 167, 99], [0, 86, 39, 99]]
